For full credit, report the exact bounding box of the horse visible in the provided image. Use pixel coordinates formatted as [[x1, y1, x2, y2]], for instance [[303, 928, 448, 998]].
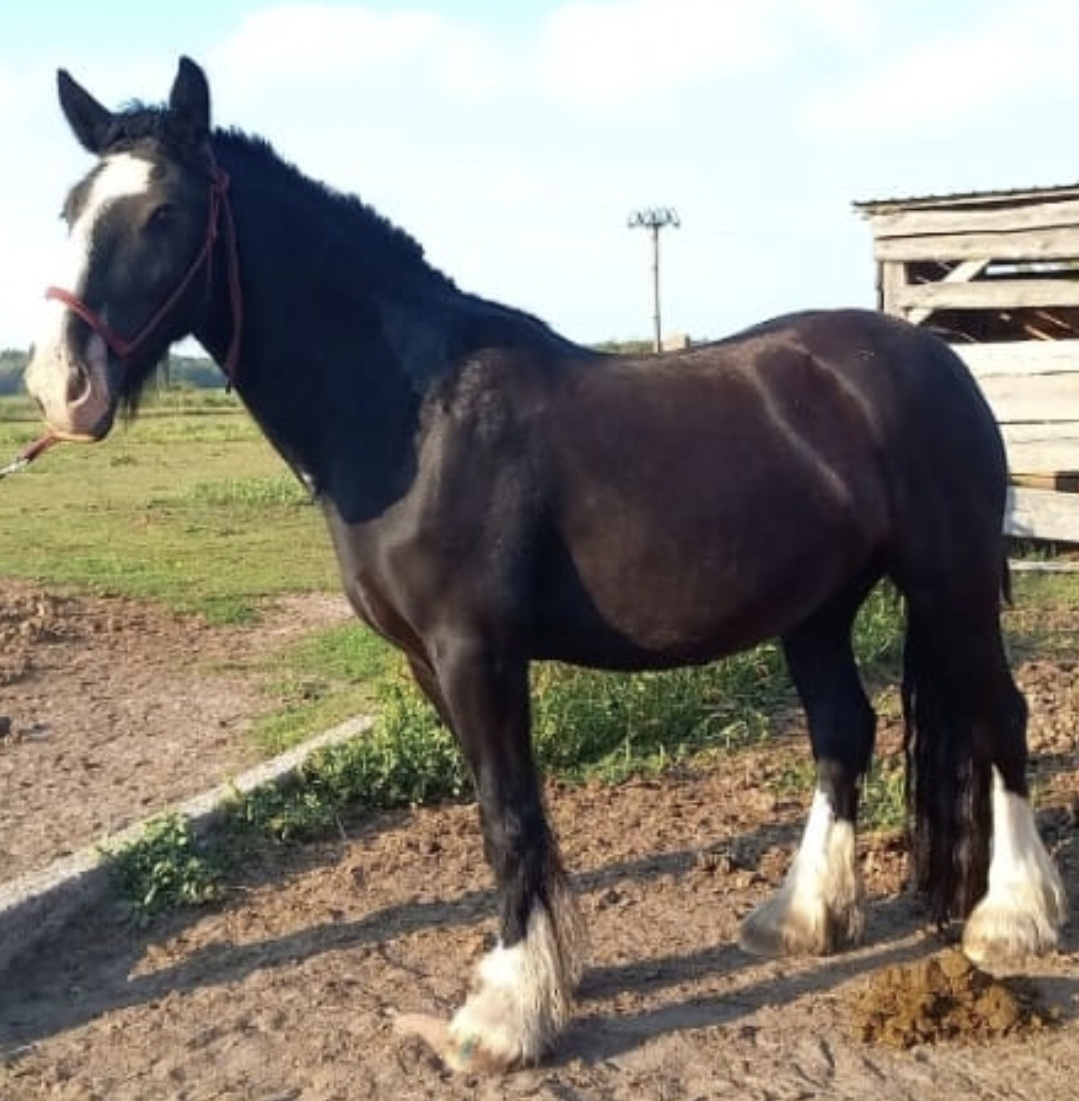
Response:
[[24, 58, 1066, 1072]]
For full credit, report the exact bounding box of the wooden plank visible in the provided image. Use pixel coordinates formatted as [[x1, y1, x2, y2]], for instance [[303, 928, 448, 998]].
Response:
[[906, 259, 987, 325], [873, 226, 1079, 263], [1005, 441, 1079, 478], [1002, 422, 1079, 445], [856, 187, 1079, 217], [955, 340, 1079, 376], [879, 260, 906, 316], [1012, 472, 1079, 491], [1005, 485, 1079, 542], [864, 197, 1079, 238], [976, 373, 1079, 424], [1009, 558, 1079, 573], [1002, 424, 1079, 477], [893, 278, 1079, 311]]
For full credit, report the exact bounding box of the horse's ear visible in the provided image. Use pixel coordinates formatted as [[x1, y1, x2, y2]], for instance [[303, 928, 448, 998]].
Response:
[[57, 69, 113, 154], [168, 57, 211, 144]]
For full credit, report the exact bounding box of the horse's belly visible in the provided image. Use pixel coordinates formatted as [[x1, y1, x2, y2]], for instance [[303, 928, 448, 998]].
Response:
[[533, 528, 859, 670]]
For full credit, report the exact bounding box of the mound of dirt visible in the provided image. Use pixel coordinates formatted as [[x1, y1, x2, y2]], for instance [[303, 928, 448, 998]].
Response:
[[851, 948, 1056, 1048], [0, 588, 71, 688]]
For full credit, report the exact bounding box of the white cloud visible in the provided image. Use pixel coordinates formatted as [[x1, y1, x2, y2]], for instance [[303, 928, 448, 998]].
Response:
[[796, 0, 881, 51], [536, 0, 784, 110], [805, 0, 1079, 135], [211, 4, 510, 104]]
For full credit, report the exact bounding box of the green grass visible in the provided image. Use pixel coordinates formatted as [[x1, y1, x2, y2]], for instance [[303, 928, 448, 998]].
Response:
[[252, 623, 398, 753], [1007, 571, 1079, 661], [0, 395, 337, 620]]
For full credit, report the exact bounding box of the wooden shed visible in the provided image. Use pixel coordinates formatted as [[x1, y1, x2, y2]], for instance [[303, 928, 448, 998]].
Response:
[[855, 183, 1079, 542]]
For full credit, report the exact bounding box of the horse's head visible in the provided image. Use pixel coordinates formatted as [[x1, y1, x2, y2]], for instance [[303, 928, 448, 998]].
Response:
[[25, 58, 218, 441]]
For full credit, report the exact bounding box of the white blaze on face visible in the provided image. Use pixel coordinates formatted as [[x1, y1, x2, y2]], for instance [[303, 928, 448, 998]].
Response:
[[49, 153, 155, 340], [26, 153, 154, 437]]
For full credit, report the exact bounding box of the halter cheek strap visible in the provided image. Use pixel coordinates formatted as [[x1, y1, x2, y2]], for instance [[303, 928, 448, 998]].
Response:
[[45, 152, 243, 380]]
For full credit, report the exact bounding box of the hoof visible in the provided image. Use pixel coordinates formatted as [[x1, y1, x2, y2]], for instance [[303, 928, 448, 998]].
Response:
[[962, 884, 1067, 969], [394, 1012, 452, 1054], [738, 891, 864, 957], [394, 892, 584, 1074], [394, 1013, 514, 1074], [963, 778, 1067, 970]]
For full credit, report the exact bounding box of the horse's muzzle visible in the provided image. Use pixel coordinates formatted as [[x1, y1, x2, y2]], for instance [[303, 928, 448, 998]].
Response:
[[24, 334, 116, 442]]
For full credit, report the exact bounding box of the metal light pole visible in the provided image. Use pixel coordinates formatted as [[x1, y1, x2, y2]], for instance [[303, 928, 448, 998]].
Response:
[[627, 207, 680, 352]]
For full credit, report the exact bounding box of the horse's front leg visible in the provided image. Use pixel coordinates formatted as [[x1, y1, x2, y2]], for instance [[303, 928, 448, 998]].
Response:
[[400, 640, 585, 1072], [739, 609, 873, 956]]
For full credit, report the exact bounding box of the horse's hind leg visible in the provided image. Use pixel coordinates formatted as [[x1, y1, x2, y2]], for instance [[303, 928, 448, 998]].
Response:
[[739, 589, 874, 956], [934, 607, 1068, 966], [898, 558, 1066, 966]]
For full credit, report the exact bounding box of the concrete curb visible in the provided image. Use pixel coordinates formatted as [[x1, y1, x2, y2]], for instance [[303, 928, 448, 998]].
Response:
[[0, 714, 373, 975]]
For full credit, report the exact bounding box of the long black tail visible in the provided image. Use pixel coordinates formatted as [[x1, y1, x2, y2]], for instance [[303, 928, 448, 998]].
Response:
[[901, 604, 992, 923]]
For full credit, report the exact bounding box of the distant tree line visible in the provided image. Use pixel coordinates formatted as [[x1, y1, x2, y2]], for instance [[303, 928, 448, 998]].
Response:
[[0, 349, 28, 395], [0, 349, 227, 396], [0, 337, 682, 396]]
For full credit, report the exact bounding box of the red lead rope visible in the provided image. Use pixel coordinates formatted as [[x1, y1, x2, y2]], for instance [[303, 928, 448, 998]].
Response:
[[0, 432, 61, 480]]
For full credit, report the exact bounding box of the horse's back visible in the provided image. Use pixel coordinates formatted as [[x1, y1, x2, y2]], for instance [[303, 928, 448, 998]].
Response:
[[507, 308, 1007, 661], [671, 307, 1008, 536]]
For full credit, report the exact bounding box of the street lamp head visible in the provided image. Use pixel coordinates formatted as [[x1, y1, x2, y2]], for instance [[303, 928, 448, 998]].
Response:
[[627, 206, 680, 230]]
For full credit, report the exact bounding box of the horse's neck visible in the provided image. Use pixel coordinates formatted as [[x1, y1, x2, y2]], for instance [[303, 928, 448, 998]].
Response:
[[196, 138, 588, 516], [195, 150, 436, 513]]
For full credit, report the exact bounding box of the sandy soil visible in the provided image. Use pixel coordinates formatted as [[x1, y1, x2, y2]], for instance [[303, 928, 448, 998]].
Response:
[[0, 580, 1076, 1100], [0, 580, 353, 882]]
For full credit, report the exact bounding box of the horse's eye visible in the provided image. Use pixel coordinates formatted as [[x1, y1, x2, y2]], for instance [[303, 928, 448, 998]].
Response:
[[144, 203, 176, 232]]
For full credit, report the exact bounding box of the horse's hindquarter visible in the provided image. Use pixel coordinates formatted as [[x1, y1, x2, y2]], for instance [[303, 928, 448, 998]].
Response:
[[529, 333, 894, 664]]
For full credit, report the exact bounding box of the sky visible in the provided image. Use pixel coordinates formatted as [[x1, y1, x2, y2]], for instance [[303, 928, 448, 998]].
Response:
[[3, 0, 1079, 352]]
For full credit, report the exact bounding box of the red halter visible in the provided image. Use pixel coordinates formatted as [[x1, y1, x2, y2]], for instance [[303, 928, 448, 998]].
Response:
[[45, 152, 243, 379]]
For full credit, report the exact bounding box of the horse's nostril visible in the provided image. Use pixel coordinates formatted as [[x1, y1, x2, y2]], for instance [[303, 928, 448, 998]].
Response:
[[65, 364, 90, 406]]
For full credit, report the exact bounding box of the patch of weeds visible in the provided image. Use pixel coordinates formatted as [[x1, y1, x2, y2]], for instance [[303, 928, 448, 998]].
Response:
[[761, 748, 908, 836], [531, 644, 791, 783], [108, 813, 226, 924], [230, 671, 469, 842], [228, 780, 344, 843], [198, 593, 260, 626], [853, 583, 905, 689], [184, 476, 310, 507], [766, 755, 816, 799], [861, 754, 907, 834]]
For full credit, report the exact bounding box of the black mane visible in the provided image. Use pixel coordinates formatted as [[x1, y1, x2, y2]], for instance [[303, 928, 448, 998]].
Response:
[[91, 94, 589, 392], [209, 127, 590, 385], [215, 127, 452, 296]]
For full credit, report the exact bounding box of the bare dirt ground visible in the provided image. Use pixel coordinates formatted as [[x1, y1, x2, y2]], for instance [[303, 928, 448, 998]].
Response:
[[0, 580, 354, 882], [0, 579, 1077, 1100]]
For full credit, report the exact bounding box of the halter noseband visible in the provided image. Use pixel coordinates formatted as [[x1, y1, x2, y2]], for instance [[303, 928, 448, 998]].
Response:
[[45, 151, 243, 379]]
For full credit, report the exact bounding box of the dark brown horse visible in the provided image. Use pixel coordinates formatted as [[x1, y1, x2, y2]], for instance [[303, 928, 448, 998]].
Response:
[[24, 58, 1065, 1072]]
